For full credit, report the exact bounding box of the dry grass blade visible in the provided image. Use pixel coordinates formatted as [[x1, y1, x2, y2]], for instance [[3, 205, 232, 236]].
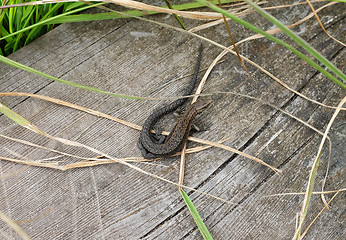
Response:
[[300, 191, 341, 240], [14, 207, 54, 224], [0, 166, 28, 180], [0, 210, 32, 240], [265, 188, 345, 197], [185, 137, 232, 154], [217, 0, 253, 79], [0, 92, 141, 130], [190, 1, 332, 32], [215, 91, 332, 137], [320, 144, 332, 209], [0, 155, 61, 169], [178, 145, 187, 191], [293, 96, 346, 240], [189, 0, 255, 33], [189, 136, 281, 173], [0, 133, 103, 161], [306, 0, 345, 47], [108, 0, 222, 20], [179, 44, 207, 189]]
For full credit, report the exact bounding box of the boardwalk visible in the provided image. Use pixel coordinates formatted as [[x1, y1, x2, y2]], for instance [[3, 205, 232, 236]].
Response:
[[0, 1, 345, 239]]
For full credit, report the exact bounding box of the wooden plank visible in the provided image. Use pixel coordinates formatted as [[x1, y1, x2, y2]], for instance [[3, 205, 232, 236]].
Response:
[[0, 1, 345, 239]]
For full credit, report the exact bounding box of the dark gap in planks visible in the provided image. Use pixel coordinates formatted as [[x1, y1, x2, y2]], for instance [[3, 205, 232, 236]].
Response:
[[139, 195, 188, 239]]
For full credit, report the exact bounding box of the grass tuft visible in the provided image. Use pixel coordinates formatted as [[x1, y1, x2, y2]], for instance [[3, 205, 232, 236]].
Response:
[[0, 0, 90, 56]]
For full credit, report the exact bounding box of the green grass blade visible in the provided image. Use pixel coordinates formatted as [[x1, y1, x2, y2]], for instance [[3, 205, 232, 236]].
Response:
[[0, 3, 6, 21], [21, 4, 33, 21], [0, 100, 47, 136], [0, 101, 32, 127], [0, 54, 143, 100], [197, 0, 346, 89], [14, 5, 35, 52], [164, 0, 186, 30], [14, 3, 22, 32], [241, 0, 345, 82], [0, 25, 13, 43], [180, 190, 213, 240], [24, 2, 64, 45], [34, 3, 38, 22], [293, 152, 320, 238], [45, 10, 147, 24], [8, 4, 14, 33], [64, 2, 87, 12]]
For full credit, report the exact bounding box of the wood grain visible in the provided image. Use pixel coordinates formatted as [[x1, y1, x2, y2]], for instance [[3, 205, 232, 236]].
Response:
[[0, 1, 345, 239]]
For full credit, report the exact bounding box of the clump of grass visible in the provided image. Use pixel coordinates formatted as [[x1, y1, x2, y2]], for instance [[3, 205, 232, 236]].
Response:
[[0, 0, 87, 56]]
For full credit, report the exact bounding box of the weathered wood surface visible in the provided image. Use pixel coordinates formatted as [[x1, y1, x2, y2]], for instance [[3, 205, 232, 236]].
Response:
[[0, 1, 345, 239]]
